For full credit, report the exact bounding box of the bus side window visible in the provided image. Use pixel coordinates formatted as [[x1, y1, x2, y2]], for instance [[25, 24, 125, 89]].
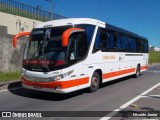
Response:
[[121, 34, 125, 50], [109, 32, 114, 49], [125, 35, 129, 50], [129, 37, 137, 52], [69, 33, 85, 60], [116, 33, 122, 50], [136, 39, 141, 52], [100, 28, 106, 50], [140, 40, 144, 52], [144, 41, 149, 53], [142, 39, 148, 53], [105, 31, 114, 49], [113, 32, 117, 49], [137, 39, 149, 53], [121, 34, 129, 51], [105, 31, 110, 49]]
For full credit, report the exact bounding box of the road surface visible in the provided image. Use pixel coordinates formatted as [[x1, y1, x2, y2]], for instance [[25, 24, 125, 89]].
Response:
[[0, 65, 160, 120]]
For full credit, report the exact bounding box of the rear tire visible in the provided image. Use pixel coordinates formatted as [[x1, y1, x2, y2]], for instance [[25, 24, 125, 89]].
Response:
[[89, 72, 100, 93], [134, 65, 140, 78]]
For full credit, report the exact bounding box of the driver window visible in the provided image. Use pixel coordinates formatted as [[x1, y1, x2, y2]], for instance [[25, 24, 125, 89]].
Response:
[[70, 41, 76, 60], [69, 33, 86, 61]]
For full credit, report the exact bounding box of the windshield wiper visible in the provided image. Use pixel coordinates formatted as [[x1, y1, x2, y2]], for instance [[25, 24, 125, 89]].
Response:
[[27, 41, 42, 68], [27, 41, 50, 72], [28, 29, 51, 72], [41, 45, 50, 72], [41, 34, 50, 72]]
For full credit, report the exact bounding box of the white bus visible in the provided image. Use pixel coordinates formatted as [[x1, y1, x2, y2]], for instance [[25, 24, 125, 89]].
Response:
[[13, 18, 149, 93]]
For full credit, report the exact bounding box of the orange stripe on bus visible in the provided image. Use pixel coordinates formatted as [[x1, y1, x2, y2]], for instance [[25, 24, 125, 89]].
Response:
[[103, 68, 136, 79], [22, 66, 148, 89], [141, 66, 148, 70], [22, 77, 89, 89]]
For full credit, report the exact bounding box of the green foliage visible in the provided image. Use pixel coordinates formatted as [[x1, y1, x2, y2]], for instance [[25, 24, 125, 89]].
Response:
[[149, 50, 160, 64], [0, 71, 21, 82]]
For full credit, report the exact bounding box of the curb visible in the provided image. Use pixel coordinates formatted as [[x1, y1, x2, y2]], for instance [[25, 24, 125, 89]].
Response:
[[149, 63, 160, 66]]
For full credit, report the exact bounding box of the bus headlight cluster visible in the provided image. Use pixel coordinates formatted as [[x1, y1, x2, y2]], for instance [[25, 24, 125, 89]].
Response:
[[50, 70, 74, 81], [23, 70, 74, 82]]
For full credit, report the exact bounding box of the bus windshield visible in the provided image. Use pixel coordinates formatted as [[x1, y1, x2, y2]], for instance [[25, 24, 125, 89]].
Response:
[[23, 26, 72, 71], [23, 24, 95, 71]]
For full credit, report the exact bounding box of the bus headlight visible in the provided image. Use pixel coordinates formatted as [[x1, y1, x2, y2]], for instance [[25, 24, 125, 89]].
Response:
[[50, 70, 74, 81], [22, 70, 73, 82]]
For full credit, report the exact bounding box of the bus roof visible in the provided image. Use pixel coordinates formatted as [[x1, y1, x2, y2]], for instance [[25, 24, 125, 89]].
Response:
[[35, 18, 147, 41], [35, 18, 105, 28]]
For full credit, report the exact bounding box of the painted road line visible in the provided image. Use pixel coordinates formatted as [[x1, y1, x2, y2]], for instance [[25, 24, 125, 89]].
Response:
[[100, 82, 160, 120], [0, 87, 23, 93], [141, 95, 160, 98]]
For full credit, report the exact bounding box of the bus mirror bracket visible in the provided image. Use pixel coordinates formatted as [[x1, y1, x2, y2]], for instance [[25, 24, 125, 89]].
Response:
[[62, 28, 85, 47], [13, 32, 31, 48]]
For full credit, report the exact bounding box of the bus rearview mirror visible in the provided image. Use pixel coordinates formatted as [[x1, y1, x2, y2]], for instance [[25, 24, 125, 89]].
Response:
[[13, 32, 31, 48], [62, 28, 85, 47]]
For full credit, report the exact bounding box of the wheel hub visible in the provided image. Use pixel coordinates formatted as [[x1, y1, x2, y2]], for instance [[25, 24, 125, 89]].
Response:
[[92, 77, 98, 88]]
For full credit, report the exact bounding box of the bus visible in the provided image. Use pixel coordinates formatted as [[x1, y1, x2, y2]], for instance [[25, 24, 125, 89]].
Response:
[[13, 18, 149, 93]]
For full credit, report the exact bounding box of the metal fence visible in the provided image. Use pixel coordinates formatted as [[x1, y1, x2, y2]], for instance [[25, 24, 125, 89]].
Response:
[[0, 0, 66, 21]]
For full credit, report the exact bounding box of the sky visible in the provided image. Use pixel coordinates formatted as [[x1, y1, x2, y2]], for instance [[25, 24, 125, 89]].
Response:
[[14, 0, 160, 47]]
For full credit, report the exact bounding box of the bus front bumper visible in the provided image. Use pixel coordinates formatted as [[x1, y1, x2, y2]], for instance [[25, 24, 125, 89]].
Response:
[[21, 77, 89, 93], [21, 78, 72, 93]]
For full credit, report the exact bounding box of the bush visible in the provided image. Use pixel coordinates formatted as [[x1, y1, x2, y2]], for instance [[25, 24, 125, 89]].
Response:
[[149, 50, 160, 64], [0, 71, 21, 82]]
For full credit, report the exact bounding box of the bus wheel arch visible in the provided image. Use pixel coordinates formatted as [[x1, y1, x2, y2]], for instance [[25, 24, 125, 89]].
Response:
[[88, 69, 102, 93]]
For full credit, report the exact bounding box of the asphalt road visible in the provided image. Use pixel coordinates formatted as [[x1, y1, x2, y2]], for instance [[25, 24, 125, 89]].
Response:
[[0, 65, 160, 120]]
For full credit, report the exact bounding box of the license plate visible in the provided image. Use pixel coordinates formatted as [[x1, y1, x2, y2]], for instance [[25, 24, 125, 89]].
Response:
[[33, 85, 41, 89]]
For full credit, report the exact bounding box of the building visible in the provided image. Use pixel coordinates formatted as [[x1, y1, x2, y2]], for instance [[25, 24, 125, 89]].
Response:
[[149, 45, 160, 51]]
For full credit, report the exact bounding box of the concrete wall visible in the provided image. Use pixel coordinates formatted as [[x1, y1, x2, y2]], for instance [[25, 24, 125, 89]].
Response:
[[0, 12, 42, 34], [0, 26, 27, 72], [0, 12, 42, 72]]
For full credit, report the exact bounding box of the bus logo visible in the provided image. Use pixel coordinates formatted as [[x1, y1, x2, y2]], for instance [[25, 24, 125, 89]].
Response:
[[45, 29, 51, 39]]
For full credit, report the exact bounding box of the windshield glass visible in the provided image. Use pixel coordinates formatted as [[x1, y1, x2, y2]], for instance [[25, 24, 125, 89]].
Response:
[[23, 24, 95, 71], [23, 26, 72, 69]]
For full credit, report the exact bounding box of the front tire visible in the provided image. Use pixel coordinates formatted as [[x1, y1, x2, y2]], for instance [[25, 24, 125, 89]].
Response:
[[89, 72, 100, 92]]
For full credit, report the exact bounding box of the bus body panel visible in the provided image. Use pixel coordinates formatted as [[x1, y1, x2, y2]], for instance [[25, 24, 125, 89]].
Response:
[[18, 18, 149, 93]]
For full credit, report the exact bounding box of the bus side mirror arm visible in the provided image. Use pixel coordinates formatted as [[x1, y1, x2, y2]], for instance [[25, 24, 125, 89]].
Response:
[[13, 32, 31, 48], [62, 28, 85, 47]]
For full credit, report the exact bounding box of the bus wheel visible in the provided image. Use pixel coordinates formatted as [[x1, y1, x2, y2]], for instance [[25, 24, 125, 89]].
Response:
[[134, 65, 140, 78], [89, 72, 100, 92]]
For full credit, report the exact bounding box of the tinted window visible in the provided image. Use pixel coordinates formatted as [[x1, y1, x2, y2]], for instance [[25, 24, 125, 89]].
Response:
[[76, 24, 95, 47], [69, 33, 85, 60], [121, 34, 130, 50], [105, 31, 114, 49], [116, 33, 122, 49], [68, 24, 96, 60], [142, 40, 149, 53], [96, 27, 148, 53], [136, 39, 141, 52], [129, 37, 137, 52], [100, 29, 106, 49]]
